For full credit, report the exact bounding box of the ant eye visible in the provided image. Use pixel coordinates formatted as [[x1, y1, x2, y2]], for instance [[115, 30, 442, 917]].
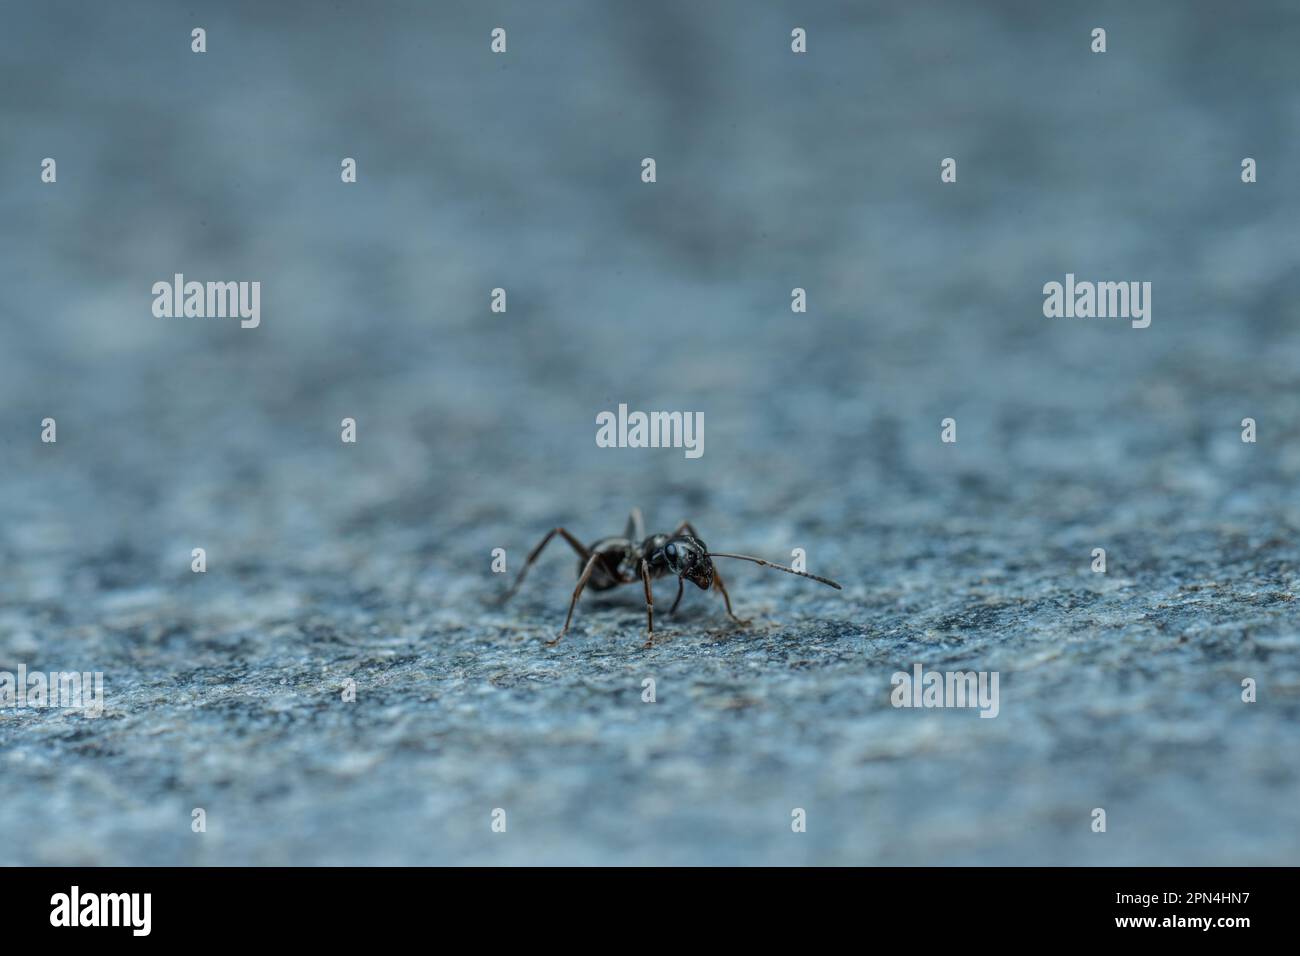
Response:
[[665, 543, 677, 559]]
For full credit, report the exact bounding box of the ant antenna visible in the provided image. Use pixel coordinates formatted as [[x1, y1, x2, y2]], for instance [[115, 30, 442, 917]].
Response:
[[706, 552, 842, 590]]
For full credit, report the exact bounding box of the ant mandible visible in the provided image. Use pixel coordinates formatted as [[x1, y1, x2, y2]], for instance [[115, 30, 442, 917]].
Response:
[[499, 508, 842, 648]]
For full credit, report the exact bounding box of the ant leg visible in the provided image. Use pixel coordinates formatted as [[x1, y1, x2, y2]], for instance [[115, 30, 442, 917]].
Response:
[[547, 552, 601, 646], [669, 578, 684, 615], [501, 527, 589, 603], [624, 507, 646, 541], [640, 560, 656, 648], [712, 570, 751, 627]]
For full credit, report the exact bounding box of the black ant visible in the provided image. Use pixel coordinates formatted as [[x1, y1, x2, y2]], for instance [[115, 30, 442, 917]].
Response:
[[499, 508, 842, 648]]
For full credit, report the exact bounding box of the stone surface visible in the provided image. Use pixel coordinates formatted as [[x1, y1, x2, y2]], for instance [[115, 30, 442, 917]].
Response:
[[1, 1, 1297, 865]]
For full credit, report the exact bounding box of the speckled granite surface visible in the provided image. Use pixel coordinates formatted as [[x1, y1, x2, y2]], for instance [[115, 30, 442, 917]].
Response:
[[1, 0, 1298, 865]]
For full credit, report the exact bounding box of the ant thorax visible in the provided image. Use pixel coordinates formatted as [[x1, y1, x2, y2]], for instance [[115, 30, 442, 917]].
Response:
[[639, 534, 673, 577]]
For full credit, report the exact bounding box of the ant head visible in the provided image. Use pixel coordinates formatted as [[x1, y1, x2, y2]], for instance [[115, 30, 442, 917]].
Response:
[[662, 534, 714, 590]]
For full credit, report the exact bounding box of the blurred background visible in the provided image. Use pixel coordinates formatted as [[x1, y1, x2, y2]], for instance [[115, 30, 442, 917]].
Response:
[[1, 0, 1297, 864]]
